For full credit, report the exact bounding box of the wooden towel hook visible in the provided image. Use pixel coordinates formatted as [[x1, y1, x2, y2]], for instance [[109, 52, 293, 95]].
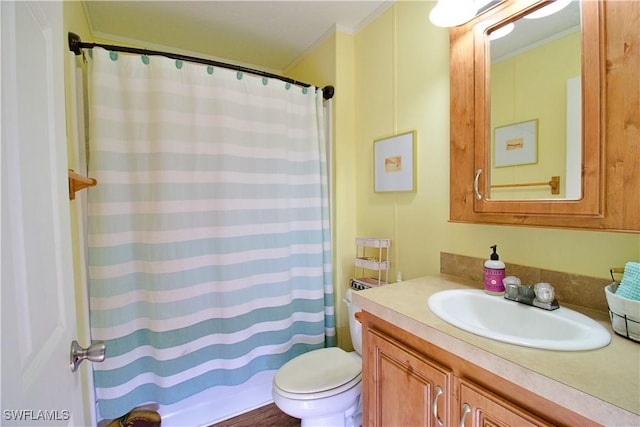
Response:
[[68, 169, 97, 200]]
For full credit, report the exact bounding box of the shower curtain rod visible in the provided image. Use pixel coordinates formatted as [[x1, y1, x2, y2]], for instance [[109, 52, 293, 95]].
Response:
[[68, 32, 335, 100]]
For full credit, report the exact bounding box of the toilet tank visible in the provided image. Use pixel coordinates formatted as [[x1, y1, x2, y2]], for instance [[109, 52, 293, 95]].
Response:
[[344, 288, 363, 355]]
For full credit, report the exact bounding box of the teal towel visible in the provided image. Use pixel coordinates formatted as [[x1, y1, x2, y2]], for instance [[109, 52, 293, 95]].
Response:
[[616, 261, 640, 301]]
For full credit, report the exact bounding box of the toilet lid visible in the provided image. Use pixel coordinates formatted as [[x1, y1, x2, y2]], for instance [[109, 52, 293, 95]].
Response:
[[274, 347, 361, 394]]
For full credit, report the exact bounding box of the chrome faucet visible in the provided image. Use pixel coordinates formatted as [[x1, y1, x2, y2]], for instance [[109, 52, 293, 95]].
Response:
[[504, 280, 559, 311]]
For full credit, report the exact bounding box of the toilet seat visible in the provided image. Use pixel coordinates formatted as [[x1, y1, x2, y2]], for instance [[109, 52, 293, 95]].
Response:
[[274, 347, 362, 400]]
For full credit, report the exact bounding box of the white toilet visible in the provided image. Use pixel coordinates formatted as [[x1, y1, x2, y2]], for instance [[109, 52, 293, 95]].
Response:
[[272, 288, 363, 427]]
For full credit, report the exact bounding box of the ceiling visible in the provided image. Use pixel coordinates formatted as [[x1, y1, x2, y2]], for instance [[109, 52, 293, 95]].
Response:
[[81, 1, 580, 74], [82, 1, 394, 72]]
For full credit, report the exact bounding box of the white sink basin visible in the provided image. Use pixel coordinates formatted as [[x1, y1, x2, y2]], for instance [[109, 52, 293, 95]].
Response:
[[428, 289, 611, 351]]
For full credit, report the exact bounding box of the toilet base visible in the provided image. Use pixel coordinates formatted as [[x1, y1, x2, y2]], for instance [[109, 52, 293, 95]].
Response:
[[300, 411, 345, 427], [299, 395, 361, 427], [273, 382, 362, 427]]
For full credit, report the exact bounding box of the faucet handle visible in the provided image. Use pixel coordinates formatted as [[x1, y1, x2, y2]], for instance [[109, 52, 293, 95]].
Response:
[[532, 282, 560, 310], [534, 283, 555, 303], [503, 276, 521, 300]]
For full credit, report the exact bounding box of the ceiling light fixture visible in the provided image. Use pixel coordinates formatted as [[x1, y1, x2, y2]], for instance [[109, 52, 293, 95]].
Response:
[[488, 22, 515, 40], [429, 0, 478, 27], [524, 0, 572, 19], [429, 0, 500, 28]]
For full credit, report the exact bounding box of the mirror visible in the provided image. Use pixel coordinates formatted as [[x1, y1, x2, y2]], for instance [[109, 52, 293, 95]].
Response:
[[487, 1, 582, 200], [450, 0, 605, 227]]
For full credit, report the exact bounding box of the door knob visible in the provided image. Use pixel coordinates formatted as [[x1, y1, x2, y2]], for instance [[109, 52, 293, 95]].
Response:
[[70, 340, 106, 372]]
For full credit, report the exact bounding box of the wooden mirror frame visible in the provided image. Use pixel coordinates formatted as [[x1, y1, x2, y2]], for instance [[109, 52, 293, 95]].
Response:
[[450, 0, 606, 229]]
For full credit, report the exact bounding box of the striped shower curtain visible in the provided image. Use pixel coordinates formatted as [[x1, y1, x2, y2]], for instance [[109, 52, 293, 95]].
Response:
[[86, 47, 334, 420]]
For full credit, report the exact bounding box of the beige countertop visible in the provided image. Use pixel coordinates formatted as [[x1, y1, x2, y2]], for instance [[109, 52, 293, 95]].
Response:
[[352, 274, 640, 427]]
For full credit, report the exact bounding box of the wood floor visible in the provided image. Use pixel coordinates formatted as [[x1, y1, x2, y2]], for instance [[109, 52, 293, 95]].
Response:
[[210, 403, 300, 427]]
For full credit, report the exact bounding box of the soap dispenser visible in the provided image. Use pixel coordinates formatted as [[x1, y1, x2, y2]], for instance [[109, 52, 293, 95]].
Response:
[[484, 245, 505, 295]]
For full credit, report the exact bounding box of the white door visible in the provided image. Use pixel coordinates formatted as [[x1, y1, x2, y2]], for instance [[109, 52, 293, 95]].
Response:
[[1, 1, 89, 425]]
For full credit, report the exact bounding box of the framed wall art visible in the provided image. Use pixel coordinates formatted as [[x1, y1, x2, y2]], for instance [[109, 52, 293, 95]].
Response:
[[494, 119, 538, 167], [374, 130, 416, 192]]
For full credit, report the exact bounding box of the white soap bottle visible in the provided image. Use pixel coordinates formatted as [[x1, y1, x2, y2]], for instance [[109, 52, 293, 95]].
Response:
[[484, 245, 505, 295]]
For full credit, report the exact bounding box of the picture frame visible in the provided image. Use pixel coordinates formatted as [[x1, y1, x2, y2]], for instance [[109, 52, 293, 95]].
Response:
[[493, 119, 538, 167], [374, 130, 416, 192]]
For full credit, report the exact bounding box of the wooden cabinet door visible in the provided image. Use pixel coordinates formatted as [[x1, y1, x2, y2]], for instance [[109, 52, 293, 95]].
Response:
[[365, 328, 451, 427], [449, 0, 640, 232], [458, 379, 554, 427]]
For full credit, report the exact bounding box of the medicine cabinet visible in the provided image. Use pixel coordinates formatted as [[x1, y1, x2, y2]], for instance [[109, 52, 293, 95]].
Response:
[[449, 0, 640, 232]]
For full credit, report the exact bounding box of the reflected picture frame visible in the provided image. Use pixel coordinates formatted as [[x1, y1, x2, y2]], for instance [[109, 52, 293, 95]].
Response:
[[374, 130, 416, 192], [494, 119, 538, 167]]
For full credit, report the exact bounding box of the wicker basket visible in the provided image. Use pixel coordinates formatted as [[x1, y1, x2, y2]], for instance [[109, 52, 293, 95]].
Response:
[[604, 282, 640, 343]]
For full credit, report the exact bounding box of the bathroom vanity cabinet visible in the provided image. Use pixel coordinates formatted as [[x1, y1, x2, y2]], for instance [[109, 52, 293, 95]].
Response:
[[457, 379, 554, 427], [355, 275, 640, 426], [365, 326, 452, 426], [362, 312, 598, 427]]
